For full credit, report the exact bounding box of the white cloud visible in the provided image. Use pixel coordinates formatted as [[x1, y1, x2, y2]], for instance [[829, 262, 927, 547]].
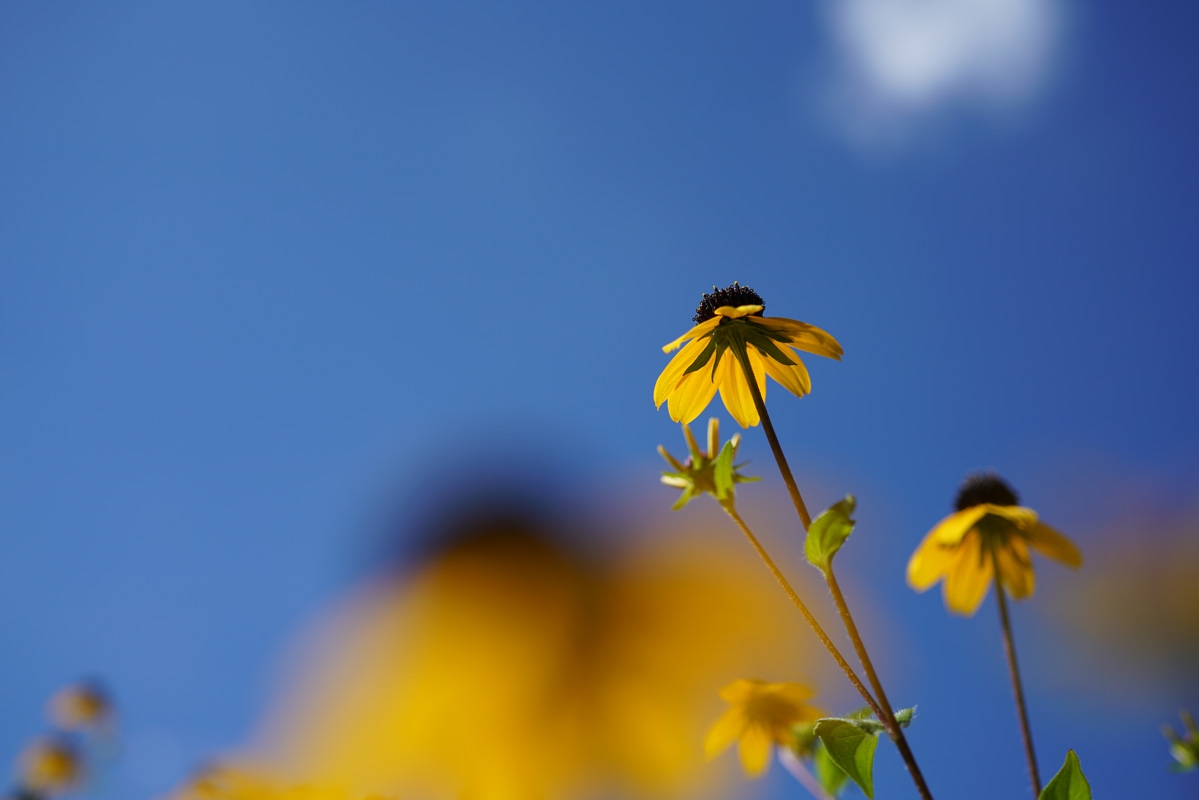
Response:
[[820, 0, 1062, 142]]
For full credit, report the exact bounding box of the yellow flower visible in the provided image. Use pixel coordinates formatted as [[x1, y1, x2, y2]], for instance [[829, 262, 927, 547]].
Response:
[[17, 737, 81, 795], [48, 681, 113, 731], [703, 679, 825, 778], [654, 283, 843, 428], [907, 473, 1083, 616]]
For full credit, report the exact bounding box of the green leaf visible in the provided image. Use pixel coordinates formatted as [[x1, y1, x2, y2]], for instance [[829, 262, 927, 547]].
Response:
[[814, 740, 849, 797], [712, 440, 737, 500], [805, 496, 858, 572], [1039, 750, 1092, 800], [813, 717, 879, 799]]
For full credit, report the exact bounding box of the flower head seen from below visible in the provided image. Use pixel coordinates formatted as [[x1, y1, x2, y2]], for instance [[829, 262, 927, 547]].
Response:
[[658, 418, 758, 510], [907, 473, 1083, 616], [704, 679, 825, 778], [654, 283, 843, 428]]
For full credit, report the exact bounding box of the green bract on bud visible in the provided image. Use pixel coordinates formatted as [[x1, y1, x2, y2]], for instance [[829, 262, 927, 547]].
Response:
[[658, 418, 759, 510], [805, 496, 857, 573]]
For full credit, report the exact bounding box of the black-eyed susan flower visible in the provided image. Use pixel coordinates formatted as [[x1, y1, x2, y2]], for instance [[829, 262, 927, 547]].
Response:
[[704, 679, 826, 778], [48, 681, 112, 732], [654, 283, 843, 428], [908, 473, 1083, 616], [16, 737, 81, 796], [658, 418, 758, 509]]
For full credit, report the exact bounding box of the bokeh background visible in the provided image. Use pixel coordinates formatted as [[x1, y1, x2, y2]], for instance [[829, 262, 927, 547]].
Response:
[[2, 1, 1197, 797]]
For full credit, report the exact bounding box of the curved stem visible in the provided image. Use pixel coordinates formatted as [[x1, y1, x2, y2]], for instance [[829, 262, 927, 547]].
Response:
[[733, 346, 934, 800], [993, 552, 1041, 796], [733, 348, 812, 529], [721, 504, 884, 723], [826, 566, 935, 800]]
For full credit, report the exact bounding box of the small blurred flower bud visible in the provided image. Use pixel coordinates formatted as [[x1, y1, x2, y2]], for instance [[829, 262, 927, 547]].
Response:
[[48, 682, 113, 732], [16, 737, 81, 795]]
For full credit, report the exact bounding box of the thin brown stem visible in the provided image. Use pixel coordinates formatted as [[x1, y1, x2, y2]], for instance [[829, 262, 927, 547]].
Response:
[[733, 348, 812, 529], [826, 567, 935, 800], [733, 346, 933, 799], [993, 552, 1042, 796], [720, 504, 885, 723]]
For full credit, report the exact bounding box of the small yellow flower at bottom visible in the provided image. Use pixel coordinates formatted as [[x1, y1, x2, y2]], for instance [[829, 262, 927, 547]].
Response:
[[704, 679, 826, 778], [658, 418, 758, 509], [908, 473, 1082, 616], [17, 737, 81, 795]]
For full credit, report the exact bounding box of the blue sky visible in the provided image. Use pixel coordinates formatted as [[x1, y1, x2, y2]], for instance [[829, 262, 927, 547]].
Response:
[[2, 1, 1197, 798]]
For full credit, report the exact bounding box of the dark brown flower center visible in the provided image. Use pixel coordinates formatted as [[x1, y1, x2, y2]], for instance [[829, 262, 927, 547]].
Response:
[[693, 282, 766, 323], [954, 473, 1019, 510]]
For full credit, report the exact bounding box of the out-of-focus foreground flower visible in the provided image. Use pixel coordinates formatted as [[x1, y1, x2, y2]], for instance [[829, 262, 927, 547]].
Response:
[[250, 500, 823, 800], [16, 738, 80, 796], [654, 282, 842, 427], [908, 473, 1082, 615], [704, 679, 825, 778]]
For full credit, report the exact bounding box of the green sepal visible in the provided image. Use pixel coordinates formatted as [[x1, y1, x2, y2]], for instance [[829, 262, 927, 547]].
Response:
[[1038, 750, 1092, 800], [813, 718, 879, 799], [670, 486, 697, 511], [712, 441, 736, 501], [682, 337, 717, 376], [814, 739, 850, 797], [805, 495, 858, 572]]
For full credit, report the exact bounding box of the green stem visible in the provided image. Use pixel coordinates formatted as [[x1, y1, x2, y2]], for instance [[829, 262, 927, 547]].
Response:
[[721, 504, 885, 724], [733, 348, 812, 529], [993, 551, 1042, 796], [826, 566, 935, 800]]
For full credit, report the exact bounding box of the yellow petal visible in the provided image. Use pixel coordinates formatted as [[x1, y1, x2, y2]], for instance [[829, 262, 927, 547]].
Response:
[[654, 335, 712, 407], [661, 316, 721, 353], [942, 532, 993, 616], [714, 353, 749, 427], [718, 350, 765, 428], [715, 304, 764, 319], [767, 681, 815, 706], [666, 369, 720, 425], [759, 343, 811, 398], [737, 724, 774, 777], [906, 530, 955, 591], [718, 678, 763, 703], [751, 317, 844, 360], [704, 708, 748, 760], [929, 506, 989, 545], [995, 538, 1035, 599], [987, 505, 1039, 529], [1025, 521, 1082, 568]]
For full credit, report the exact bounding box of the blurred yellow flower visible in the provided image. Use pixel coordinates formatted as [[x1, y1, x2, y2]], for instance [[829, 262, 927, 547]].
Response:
[[908, 473, 1082, 616], [257, 505, 819, 799], [49, 682, 112, 732], [654, 283, 842, 427], [703, 679, 825, 778], [17, 737, 80, 795], [167, 765, 386, 800]]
